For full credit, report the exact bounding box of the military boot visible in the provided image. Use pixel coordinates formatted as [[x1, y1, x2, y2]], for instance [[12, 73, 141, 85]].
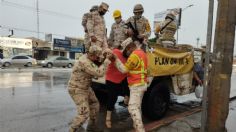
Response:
[[69, 126, 86, 132], [86, 119, 103, 132]]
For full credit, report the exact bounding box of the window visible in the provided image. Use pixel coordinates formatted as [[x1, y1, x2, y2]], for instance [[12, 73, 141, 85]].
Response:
[[56, 57, 63, 60], [61, 57, 69, 60], [12, 56, 29, 59], [19, 56, 29, 59], [12, 56, 21, 59]]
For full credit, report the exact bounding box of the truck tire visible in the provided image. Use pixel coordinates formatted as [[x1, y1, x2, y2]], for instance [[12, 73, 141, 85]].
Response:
[[146, 83, 170, 120]]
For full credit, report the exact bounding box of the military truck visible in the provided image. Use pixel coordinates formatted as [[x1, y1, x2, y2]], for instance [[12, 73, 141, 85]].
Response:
[[92, 44, 204, 120]]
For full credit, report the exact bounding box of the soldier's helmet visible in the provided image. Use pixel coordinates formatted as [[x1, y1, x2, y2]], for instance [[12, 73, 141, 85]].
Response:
[[100, 2, 109, 11], [90, 5, 98, 12], [166, 13, 176, 20], [88, 45, 103, 57], [133, 4, 144, 13], [113, 10, 121, 18]]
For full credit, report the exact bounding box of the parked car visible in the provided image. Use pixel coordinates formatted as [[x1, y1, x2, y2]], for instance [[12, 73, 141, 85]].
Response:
[[39, 56, 75, 68], [1, 55, 37, 67], [0, 59, 2, 68]]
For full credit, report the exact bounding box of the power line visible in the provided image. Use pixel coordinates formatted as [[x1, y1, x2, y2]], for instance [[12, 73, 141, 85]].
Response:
[[1, 0, 81, 20], [0, 25, 77, 38]]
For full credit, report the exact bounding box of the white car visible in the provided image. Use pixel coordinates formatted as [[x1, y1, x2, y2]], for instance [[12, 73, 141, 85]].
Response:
[[38, 56, 75, 68], [1, 55, 37, 67]]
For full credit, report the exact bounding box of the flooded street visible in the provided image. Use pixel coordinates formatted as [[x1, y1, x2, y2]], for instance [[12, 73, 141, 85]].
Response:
[[0, 69, 236, 132]]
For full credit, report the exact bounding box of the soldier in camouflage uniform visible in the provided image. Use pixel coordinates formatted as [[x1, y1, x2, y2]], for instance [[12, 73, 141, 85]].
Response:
[[108, 10, 129, 49], [82, 5, 98, 53], [155, 13, 177, 47], [126, 4, 151, 44], [68, 45, 111, 132], [87, 2, 109, 50]]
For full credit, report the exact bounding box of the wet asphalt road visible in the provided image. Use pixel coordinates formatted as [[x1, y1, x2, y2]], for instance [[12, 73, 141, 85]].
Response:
[[0, 69, 236, 132], [0, 70, 135, 132]]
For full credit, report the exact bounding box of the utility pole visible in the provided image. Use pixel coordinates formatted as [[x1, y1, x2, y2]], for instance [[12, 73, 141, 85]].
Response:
[[202, 0, 236, 131], [36, 0, 39, 39], [201, 0, 214, 131]]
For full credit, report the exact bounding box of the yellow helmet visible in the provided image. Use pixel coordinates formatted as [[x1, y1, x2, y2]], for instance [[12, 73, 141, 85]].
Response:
[[113, 10, 121, 18]]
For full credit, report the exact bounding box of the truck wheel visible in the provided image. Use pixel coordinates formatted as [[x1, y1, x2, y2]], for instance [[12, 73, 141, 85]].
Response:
[[146, 83, 170, 120]]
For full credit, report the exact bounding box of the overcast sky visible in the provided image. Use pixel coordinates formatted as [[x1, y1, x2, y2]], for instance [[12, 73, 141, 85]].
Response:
[[0, 0, 235, 54]]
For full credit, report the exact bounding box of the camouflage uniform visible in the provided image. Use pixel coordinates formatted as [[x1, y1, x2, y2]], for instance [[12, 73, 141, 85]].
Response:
[[82, 6, 98, 53], [108, 20, 128, 48], [68, 51, 110, 131], [87, 10, 108, 50], [82, 12, 91, 52], [159, 19, 177, 43], [126, 16, 151, 40]]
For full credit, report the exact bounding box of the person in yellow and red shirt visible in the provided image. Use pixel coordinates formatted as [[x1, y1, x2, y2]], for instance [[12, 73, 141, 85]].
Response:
[[112, 38, 148, 132]]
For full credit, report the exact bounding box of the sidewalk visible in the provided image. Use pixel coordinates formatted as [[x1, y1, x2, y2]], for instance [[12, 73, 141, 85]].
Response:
[[152, 100, 236, 132], [0, 67, 72, 73]]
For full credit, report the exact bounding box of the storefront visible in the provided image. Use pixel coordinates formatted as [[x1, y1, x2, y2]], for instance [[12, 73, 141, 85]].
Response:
[[51, 38, 71, 58], [65, 37, 84, 59], [28, 37, 51, 60], [0, 37, 32, 58], [70, 47, 84, 59]]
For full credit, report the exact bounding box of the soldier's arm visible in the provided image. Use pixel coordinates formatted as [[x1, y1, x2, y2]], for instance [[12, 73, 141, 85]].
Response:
[[144, 19, 151, 38], [108, 25, 115, 46], [115, 53, 140, 74], [86, 13, 95, 37], [83, 59, 111, 77], [82, 13, 88, 30], [103, 36, 109, 49]]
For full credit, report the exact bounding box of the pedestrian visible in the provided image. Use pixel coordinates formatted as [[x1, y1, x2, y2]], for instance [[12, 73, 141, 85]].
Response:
[[87, 2, 109, 50], [108, 10, 129, 49], [68, 45, 112, 132], [126, 4, 151, 50], [112, 38, 148, 132], [105, 45, 130, 128], [155, 13, 177, 47]]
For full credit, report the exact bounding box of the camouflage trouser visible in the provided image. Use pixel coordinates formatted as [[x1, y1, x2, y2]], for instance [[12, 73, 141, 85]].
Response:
[[84, 33, 91, 53], [128, 85, 147, 132], [68, 87, 99, 129], [91, 40, 107, 50]]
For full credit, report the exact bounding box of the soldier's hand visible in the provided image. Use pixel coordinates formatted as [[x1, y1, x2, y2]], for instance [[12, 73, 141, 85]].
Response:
[[108, 54, 115, 62], [127, 29, 134, 37], [104, 49, 112, 58], [197, 79, 203, 86], [91, 36, 97, 42]]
